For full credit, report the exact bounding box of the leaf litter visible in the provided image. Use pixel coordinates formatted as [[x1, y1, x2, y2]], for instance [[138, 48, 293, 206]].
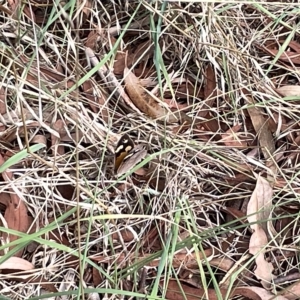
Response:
[[0, 1, 300, 299]]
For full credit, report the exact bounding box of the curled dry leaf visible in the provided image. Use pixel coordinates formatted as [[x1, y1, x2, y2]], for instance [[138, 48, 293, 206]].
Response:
[[247, 174, 274, 288], [124, 67, 179, 123]]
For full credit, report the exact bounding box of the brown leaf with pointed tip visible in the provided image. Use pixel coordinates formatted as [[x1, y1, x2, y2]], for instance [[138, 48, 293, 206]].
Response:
[[245, 94, 275, 162], [124, 68, 179, 123], [247, 174, 274, 288]]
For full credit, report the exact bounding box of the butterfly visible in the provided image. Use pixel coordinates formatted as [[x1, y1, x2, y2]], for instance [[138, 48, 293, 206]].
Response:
[[114, 134, 147, 176]]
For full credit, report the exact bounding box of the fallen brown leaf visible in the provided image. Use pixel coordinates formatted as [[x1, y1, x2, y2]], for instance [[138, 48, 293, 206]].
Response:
[[244, 93, 276, 174], [197, 64, 217, 119], [86, 47, 140, 113], [280, 280, 300, 300], [0, 86, 6, 114], [92, 267, 102, 287], [113, 39, 154, 75], [112, 228, 136, 243], [8, 0, 35, 21], [276, 85, 300, 97], [3, 193, 32, 257], [0, 256, 34, 271], [0, 154, 32, 257], [247, 174, 274, 288], [209, 257, 235, 272], [258, 40, 300, 65], [233, 287, 287, 300], [124, 67, 179, 123], [266, 48, 300, 65], [221, 124, 248, 147], [247, 174, 273, 232], [164, 280, 288, 300], [164, 280, 227, 300]]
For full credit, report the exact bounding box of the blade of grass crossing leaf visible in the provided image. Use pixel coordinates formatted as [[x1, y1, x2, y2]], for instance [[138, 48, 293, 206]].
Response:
[[181, 196, 227, 300], [266, 27, 296, 75], [199, 242, 225, 300], [0, 143, 45, 173], [150, 2, 167, 99], [151, 208, 181, 298], [252, 3, 293, 31], [165, 207, 182, 299]]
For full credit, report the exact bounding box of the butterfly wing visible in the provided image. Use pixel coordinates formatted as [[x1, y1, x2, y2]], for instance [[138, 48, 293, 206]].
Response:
[[114, 134, 135, 172], [116, 144, 147, 176]]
